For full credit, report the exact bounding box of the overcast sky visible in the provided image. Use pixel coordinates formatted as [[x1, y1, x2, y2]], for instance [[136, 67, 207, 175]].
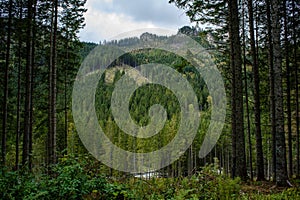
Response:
[[78, 0, 193, 43]]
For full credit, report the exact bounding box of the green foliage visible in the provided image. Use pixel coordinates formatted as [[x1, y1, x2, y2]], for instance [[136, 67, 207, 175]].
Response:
[[123, 164, 242, 200], [0, 156, 133, 200], [242, 188, 300, 200], [1, 160, 299, 199], [0, 167, 42, 200]]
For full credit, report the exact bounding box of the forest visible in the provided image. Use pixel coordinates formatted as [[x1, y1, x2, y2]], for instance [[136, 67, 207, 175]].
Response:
[[0, 0, 300, 199]]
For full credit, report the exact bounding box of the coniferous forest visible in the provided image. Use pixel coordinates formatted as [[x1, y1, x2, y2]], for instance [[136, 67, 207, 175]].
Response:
[[1, 0, 300, 199]]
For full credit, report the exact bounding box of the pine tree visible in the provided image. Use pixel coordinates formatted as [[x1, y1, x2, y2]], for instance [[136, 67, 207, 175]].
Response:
[[169, 0, 247, 180], [247, 0, 264, 181], [1, 0, 13, 166], [23, 0, 34, 168], [284, 0, 292, 178], [48, 0, 58, 166], [228, 0, 247, 180], [270, 0, 288, 186]]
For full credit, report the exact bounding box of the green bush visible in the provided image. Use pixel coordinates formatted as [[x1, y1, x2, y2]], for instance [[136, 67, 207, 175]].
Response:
[[1, 159, 299, 200], [0, 156, 133, 200], [243, 188, 300, 200]]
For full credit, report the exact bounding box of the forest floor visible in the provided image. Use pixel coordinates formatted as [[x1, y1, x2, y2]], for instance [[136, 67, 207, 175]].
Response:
[[240, 179, 300, 199]]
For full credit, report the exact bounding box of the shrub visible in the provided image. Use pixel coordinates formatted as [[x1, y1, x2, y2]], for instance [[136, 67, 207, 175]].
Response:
[[0, 156, 133, 200]]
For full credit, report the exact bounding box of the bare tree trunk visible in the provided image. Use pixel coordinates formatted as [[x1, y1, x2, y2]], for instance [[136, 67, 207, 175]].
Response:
[[271, 0, 289, 187], [284, 0, 292, 178], [16, 1, 23, 170], [52, 0, 58, 165], [28, 0, 37, 170], [23, 0, 34, 167], [266, 0, 276, 181], [48, 8, 53, 168], [248, 0, 264, 181], [64, 44, 69, 154], [228, 0, 247, 180], [48, 0, 58, 167], [1, 0, 13, 166], [292, 0, 300, 177], [242, 0, 253, 180], [229, 0, 237, 179]]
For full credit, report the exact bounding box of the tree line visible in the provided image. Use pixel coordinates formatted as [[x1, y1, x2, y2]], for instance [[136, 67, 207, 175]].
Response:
[[169, 0, 300, 186], [0, 0, 86, 170]]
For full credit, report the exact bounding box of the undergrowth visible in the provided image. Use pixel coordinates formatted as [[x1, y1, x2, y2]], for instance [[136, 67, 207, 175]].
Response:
[[1, 156, 299, 199]]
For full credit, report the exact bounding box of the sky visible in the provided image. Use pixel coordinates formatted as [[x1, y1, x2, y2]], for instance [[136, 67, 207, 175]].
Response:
[[78, 0, 193, 43]]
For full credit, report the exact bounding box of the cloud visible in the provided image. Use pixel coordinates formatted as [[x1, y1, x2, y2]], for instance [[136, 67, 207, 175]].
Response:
[[79, 0, 192, 42], [88, 0, 189, 24], [79, 8, 156, 42]]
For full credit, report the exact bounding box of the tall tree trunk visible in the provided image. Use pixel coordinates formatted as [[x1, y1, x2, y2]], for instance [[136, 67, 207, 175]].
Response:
[[16, 0, 23, 170], [292, 0, 300, 177], [23, 0, 34, 167], [64, 45, 69, 154], [284, 0, 292, 178], [229, 0, 237, 179], [48, 0, 58, 166], [228, 0, 247, 180], [271, 0, 289, 186], [242, 0, 253, 180], [2, 0, 13, 166], [28, 0, 37, 170], [266, 0, 276, 181], [248, 0, 264, 181]]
